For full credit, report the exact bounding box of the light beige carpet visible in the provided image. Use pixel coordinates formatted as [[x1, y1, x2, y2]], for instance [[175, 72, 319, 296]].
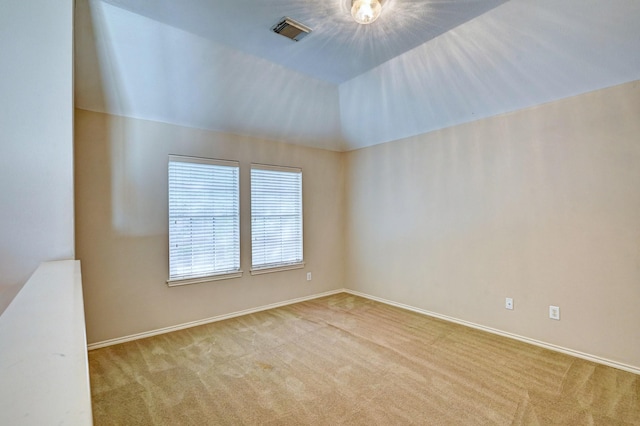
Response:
[[89, 293, 639, 425]]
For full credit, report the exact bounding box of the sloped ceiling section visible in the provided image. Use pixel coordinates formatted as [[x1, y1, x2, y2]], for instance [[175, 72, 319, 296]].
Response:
[[340, 0, 640, 149], [75, 0, 345, 151], [75, 0, 640, 152]]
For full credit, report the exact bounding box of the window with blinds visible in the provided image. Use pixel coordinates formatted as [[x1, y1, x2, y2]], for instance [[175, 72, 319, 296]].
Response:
[[168, 156, 241, 285], [250, 164, 303, 273]]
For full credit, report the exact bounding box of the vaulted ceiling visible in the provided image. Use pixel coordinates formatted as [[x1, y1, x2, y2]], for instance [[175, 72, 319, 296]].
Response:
[[75, 0, 640, 151]]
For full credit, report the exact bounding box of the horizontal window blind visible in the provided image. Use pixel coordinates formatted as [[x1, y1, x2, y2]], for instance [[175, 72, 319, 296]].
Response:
[[251, 165, 303, 269], [168, 156, 240, 281]]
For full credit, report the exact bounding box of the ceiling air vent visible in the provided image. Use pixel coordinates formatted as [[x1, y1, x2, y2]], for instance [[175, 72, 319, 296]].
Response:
[[271, 17, 312, 42]]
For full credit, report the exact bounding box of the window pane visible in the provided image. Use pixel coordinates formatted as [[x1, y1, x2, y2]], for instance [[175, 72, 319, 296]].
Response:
[[169, 157, 240, 281], [251, 166, 303, 269]]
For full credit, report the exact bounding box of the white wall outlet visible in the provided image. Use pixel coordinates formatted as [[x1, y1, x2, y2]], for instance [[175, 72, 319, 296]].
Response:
[[549, 305, 560, 320], [306, 272, 312, 281], [505, 298, 514, 310]]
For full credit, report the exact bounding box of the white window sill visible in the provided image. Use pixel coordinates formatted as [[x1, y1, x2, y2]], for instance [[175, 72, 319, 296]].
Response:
[[250, 262, 305, 276], [167, 270, 243, 287]]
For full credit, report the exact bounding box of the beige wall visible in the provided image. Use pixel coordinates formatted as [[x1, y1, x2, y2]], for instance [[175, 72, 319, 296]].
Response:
[[75, 109, 345, 344], [345, 81, 640, 368], [0, 0, 75, 314], [77, 81, 640, 368]]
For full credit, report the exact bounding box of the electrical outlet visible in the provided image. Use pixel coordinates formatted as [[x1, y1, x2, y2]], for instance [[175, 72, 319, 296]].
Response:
[[549, 305, 560, 320], [306, 272, 312, 281], [505, 297, 513, 310]]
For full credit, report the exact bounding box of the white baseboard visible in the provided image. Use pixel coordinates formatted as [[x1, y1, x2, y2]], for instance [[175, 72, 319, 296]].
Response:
[[344, 289, 640, 376], [88, 287, 640, 375], [87, 288, 345, 351]]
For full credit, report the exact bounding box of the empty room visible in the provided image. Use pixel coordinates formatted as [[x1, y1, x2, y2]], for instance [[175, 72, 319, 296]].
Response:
[[1, 0, 639, 424]]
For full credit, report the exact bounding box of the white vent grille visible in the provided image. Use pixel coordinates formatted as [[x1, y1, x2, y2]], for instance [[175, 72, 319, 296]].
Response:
[[271, 17, 312, 42]]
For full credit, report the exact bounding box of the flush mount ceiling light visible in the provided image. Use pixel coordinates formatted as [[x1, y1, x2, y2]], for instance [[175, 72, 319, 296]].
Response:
[[351, 0, 383, 24]]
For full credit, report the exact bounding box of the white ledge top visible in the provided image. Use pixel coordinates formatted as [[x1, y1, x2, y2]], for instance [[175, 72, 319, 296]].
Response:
[[0, 260, 92, 425]]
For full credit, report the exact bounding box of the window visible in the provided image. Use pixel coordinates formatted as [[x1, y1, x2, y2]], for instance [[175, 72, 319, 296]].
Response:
[[168, 156, 241, 286], [250, 164, 304, 274]]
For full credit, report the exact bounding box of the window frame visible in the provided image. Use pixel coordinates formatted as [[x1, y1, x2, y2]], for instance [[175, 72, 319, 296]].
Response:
[[167, 155, 242, 287], [250, 163, 305, 275]]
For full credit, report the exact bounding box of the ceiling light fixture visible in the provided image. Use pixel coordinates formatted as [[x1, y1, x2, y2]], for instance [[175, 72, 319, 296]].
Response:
[[351, 0, 382, 25]]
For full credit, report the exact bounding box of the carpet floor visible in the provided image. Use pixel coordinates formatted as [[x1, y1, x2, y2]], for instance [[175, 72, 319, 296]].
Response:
[[89, 293, 639, 425]]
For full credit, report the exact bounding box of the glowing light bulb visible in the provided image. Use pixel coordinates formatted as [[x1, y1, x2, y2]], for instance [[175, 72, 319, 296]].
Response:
[[351, 0, 382, 25]]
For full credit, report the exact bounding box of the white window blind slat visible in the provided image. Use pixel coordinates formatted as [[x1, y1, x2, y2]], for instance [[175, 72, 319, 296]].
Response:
[[251, 166, 303, 269], [168, 158, 240, 282]]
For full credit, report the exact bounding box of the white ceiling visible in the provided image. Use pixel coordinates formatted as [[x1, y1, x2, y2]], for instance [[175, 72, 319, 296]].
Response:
[[89, 0, 507, 84], [75, 0, 640, 151]]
